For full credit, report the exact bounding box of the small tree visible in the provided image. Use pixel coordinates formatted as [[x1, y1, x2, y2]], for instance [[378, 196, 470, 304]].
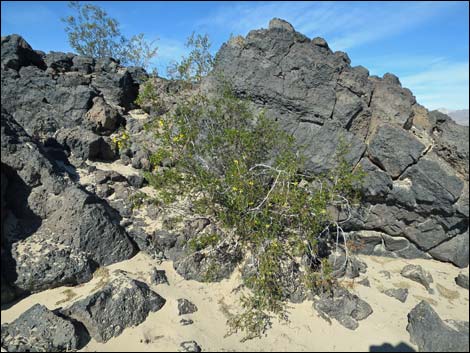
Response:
[[137, 80, 366, 341], [62, 1, 157, 69], [167, 32, 214, 83]]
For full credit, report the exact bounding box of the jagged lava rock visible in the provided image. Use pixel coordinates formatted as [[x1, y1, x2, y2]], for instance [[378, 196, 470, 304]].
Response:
[[407, 301, 469, 352], [401, 264, 433, 292], [1, 304, 80, 352], [209, 18, 468, 266], [313, 287, 373, 330], [62, 270, 166, 343]]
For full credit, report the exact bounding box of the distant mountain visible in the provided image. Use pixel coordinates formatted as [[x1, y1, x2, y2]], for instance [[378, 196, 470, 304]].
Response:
[[437, 108, 469, 126]]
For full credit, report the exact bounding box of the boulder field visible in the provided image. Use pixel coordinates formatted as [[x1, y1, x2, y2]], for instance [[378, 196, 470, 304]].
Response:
[[0, 18, 468, 352]]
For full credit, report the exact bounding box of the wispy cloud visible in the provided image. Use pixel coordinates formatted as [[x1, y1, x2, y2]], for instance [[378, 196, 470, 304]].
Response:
[[199, 1, 460, 51], [401, 61, 469, 110], [199, 1, 468, 110], [151, 37, 188, 76], [366, 54, 469, 110]]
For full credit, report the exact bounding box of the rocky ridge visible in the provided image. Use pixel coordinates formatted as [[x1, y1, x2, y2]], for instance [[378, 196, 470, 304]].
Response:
[[1, 18, 469, 352]]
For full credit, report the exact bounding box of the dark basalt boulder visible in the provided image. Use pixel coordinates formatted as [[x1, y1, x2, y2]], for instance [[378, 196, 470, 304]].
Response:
[[401, 264, 433, 292], [1, 34, 46, 71], [383, 288, 408, 303], [407, 301, 469, 352], [209, 18, 469, 267], [1, 304, 81, 352], [10, 236, 94, 293], [177, 298, 198, 315], [455, 273, 469, 289], [1, 110, 135, 302], [62, 270, 166, 343], [1, 34, 142, 140], [313, 286, 373, 330], [55, 127, 116, 161], [368, 123, 426, 178], [44, 51, 75, 72]]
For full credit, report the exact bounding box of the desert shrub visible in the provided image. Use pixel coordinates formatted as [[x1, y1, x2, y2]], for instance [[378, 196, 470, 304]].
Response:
[[111, 128, 130, 151], [167, 32, 214, 83], [135, 76, 166, 114], [140, 81, 364, 340], [62, 1, 157, 68]]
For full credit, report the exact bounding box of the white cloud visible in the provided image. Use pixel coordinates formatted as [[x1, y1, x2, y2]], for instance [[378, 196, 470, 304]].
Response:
[[149, 37, 188, 76], [401, 61, 469, 110], [199, 1, 459, 50], [199, 2, 468, 110]]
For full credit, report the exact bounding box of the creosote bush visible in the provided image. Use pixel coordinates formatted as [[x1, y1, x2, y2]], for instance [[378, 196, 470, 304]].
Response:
[[137, 81, 365, 341], [62, 1, 157, 68], [111, 128, 130, 151], [167, 32, 214, 84]]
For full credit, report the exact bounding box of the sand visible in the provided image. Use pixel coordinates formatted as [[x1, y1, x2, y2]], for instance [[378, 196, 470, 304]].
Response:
[[1, 252, 468, 352], [3, 160, 467, 351]]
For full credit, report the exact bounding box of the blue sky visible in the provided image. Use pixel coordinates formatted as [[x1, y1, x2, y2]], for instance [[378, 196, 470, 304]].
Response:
[[1, 1, 469, 110]]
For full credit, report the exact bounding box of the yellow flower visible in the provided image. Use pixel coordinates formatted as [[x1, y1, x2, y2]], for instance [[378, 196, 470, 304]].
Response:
[[265, 224, 270, 228], [159, 119, 164, 127], [234, 159, 239, 165], [179, 133, 185, 139], [232, 186, 238, 192], [248, 181, 254, 186], [172, 136, 179, 142]]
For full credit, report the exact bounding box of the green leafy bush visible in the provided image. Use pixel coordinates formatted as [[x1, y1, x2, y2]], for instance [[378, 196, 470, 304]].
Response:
[[62, 1, 157, 68], [140, 81, 365, 340], [111, 128, 130, 151], [167, 32, 214, 83]]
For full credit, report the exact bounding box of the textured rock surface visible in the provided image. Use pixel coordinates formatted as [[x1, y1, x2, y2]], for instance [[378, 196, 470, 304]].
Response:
[[151, 268, 169, 285], [179, 340, 202, 352], [401, 264, 433, 292], [383, 288, 408, 303], [1, 19, 469, 319], [1, 109, 135, 300], [177, 298, 198, 315], [1, 304, 80, 352], [407, 301, 469, 352], [62, 271, 166, 343], [455, 273, 469, 289], [209, 19, 469, 266], [313, 287, 373, 330], [1, 35, 142, 303]]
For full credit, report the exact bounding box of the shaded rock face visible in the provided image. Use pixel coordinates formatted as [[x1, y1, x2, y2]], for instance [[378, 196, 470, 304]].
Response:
[[1, 109, 136, 301], [400, 265, 433, 293], [383, 288, 408, 303], [1, 35, 142, 304], [210, 19, 469, 267], [0, 304, 81, 352], [180, 340, 202, 352], [177, 298, 198, 315], [1, 34, 144, 154], [62, 271, 166, 343], [455, 273, 469, 289], [407, 301, 469, 352], [313, 287, 373, 330]]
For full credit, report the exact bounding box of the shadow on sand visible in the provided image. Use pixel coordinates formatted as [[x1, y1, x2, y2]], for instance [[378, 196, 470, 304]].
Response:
[[370, 342, 416, 352]]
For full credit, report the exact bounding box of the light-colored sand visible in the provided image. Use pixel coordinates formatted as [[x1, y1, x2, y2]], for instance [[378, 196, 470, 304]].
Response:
[[85, 161, 140, 178], [2, 252, 468, 352]]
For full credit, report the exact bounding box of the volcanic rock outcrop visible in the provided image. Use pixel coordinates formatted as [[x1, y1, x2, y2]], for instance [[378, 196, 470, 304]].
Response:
[[0, 18, 468, 310], [1, 35, 141, 304], [208, 18, 469, 267]]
